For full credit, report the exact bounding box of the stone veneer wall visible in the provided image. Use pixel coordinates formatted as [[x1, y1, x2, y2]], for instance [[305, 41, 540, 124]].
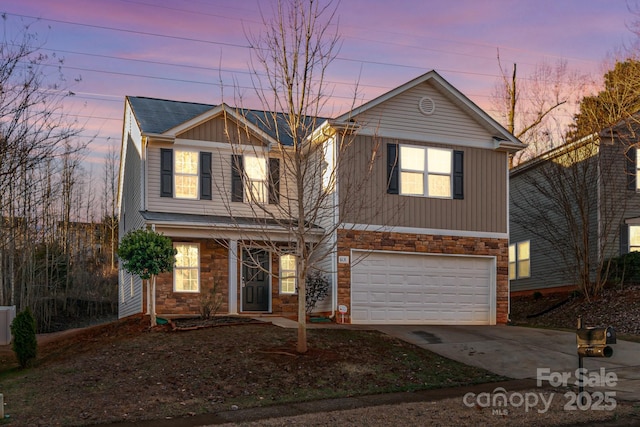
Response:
[[153, 238, 301, 318], [154, 239, 229, 316], [336, 229, 509, 324]]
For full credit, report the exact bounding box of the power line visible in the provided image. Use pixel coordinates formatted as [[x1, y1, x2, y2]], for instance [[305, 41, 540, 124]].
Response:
[[4, 12, 252, 48]]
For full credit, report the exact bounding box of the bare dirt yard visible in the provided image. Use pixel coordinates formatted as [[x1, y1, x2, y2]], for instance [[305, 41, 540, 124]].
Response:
[[1, 285, 639, 426], [0, 316, 505, 426]]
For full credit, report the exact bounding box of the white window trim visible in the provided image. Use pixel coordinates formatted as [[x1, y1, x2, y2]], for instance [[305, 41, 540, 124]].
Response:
[[630, 225, 640, 252], [399, 144, 453, 199], [244, 154, 268, 204], [279, 254, 297, 294], [636, 149, 640, 191], [508, 244, 516, 280], [510, 240, 531, 280], [174, 150, 199, 200], [174, 242, 200, 293]]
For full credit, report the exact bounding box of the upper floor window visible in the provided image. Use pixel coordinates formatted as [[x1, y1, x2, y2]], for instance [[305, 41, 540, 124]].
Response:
[[231, 154, 280, 204], [636, 149, 640, 191], [175, 150, 199, 199], [244, 155, 267, 203], [400, 145, 452, 198], [160, 148, 212, 200], [174, 243, 199, 292], [509, 240, 530, 280], [387, 143, 463, 199]]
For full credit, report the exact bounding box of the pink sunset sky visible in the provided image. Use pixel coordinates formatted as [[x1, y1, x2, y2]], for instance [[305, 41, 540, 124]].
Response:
[[2, 0, 638, 167]]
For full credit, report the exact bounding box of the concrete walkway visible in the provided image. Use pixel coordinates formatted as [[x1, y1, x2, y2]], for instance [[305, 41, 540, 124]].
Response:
[[374, 324, 640, 402]]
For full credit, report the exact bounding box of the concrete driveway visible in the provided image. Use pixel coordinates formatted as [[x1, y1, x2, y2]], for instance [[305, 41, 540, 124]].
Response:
[[374, 325, 640, 402]]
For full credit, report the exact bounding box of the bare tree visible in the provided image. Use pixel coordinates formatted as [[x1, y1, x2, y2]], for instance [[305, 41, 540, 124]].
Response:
[[511, 60, 640, 300], [0, 17, 117, 330], [492, 51, 589, 166], [219, 0, 377, 353], [102, 143, 119, 271]]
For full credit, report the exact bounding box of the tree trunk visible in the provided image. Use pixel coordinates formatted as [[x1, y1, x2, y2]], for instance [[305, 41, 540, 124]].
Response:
[[151, 276, 157, 327]]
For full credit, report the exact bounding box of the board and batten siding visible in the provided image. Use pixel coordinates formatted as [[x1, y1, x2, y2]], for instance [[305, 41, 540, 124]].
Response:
[[177, 116, 265, 146], [339, 135, 508, 233], [353, 81, 494, 145]]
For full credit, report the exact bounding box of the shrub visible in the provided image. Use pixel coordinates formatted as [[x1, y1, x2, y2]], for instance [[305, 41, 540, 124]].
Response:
[[10, 307, 38, 368], [200, 277, 224, 319], [604, 252, 640, 288], [305, 270, 330, 313], [532, 291, 543, 300]]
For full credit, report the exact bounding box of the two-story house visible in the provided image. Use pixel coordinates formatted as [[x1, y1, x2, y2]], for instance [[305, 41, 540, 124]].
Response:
[[118, 70, 524, 325], [509, 118, 640, 295]]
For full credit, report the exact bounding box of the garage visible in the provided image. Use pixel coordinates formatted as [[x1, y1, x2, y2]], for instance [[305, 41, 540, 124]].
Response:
[[350, 251, 495, 325]]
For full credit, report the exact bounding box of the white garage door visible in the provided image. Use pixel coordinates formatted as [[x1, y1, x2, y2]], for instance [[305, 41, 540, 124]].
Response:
[[350, 251, 495, 325]]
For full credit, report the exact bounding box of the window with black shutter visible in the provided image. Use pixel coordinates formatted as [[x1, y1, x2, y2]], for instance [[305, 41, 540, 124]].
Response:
[[387, 143, 399, 194], [231, 155, 243, 202], [453, 150, 464, 200], [200, 152, 212, 200], [269, 158, 280, 204], [160, 148, 173, 197]]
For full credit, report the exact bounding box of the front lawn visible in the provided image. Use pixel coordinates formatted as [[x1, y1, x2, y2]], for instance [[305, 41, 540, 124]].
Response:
[[0, 316, 506, 426]]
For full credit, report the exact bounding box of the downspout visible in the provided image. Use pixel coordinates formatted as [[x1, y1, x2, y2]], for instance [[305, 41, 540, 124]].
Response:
[[506, 154, 511, 323], [331, 135, 339, 319], [143, 136, 149, 212], [143, 136, 151, 316]]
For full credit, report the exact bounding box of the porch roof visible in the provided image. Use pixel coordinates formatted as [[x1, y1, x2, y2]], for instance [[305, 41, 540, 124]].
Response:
[[140, 211, 323, 235]]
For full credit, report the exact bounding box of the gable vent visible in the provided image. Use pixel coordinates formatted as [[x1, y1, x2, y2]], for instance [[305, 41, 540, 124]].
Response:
[[418, 96, 435, 115]]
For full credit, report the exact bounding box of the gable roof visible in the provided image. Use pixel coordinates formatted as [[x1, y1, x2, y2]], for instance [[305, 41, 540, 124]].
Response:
[[127, 97, 214, 134], [126, 96, 325, 146], [335, 70, 525, 152]]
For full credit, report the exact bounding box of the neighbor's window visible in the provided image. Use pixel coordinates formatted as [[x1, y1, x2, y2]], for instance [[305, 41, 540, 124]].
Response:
[[244, 155, 267, 203], [630, 226, 640, 252], [280, 254, 297, 294], [508, 244, 517, 280], [175, 150, 198, 199], [517, 241, 530, 278], [636, 150, 640, 191], [400, 145, 452, 198], [174, 243, 199, 292], [509, 241, 531, 280]]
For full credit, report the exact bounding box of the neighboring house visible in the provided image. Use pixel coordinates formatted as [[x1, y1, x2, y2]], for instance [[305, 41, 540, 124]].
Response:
[[118, 70, 524, 324], [509, 119, 640, 295]]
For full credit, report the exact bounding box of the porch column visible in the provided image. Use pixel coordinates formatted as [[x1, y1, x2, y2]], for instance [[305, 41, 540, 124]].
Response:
[[228, 239, 238, 314]]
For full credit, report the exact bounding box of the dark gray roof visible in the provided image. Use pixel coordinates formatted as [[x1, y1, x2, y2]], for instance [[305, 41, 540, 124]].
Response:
[[141, 211, 322, 230], [127, 96, 325, 145], [127, 97, 214, 134]]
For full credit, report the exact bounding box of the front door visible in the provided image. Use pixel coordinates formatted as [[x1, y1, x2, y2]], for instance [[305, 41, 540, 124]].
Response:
[[242, 248, 270, 311]]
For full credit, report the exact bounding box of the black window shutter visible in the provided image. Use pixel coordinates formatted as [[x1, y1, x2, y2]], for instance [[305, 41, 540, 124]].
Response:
[[160, 148, 173, 197], [620, 223, 630, 255], [627, 147, 636, 191], [453, 150, 464, 200], [231, 155, 243, 202], [269, 158, 280, 204], [387, 143, 399, 194], [200, 152, 212, 200]]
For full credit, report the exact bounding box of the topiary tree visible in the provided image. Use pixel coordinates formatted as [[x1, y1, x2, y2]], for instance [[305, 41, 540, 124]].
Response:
[[118, 229, 176, 326], [10, 307, 37, 368]]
